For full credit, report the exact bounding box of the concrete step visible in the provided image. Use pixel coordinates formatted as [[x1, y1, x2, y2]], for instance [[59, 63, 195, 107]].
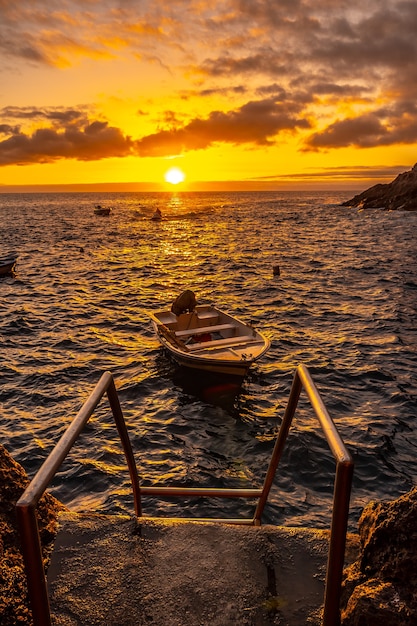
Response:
[[47, 512, 359, 626]]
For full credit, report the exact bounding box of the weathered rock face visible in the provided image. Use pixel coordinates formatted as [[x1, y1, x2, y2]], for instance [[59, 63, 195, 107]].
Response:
[[342, 163, 417, 210], [341, 487, 417, 625], [0, 445, 66, 626]]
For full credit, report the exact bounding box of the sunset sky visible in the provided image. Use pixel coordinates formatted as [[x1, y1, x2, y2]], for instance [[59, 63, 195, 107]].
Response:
[[1, 0, 416, 191]]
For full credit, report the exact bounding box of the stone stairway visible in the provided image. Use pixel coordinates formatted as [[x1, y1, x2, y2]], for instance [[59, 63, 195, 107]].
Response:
[[47, 512, 358, 626]]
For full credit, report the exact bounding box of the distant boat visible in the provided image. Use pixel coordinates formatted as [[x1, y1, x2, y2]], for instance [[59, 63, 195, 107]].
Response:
[[149, 301, 270, 377], [0, 256, 17, 276], [151, 208, 162, 221], [94, 205, 111, 216]]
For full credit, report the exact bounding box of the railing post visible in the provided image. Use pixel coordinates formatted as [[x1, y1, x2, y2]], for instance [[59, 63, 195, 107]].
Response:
[[323, 459, 354, 626], [106, 376, 142, 517], [253, 370, 302, 524], [16, 503, 51, 626]]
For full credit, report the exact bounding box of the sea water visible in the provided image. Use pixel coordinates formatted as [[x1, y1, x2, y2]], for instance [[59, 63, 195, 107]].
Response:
[[1, 191, 416, 530]]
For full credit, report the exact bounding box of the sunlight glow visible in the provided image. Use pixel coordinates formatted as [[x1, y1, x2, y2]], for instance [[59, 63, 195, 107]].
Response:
[[165, 167, 185, 185]]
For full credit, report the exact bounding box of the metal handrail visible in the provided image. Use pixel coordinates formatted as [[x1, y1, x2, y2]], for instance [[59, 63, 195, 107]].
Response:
[[254, 364, 353, 626], [16, 364, 353, 626], [16, 371, 142, 626]]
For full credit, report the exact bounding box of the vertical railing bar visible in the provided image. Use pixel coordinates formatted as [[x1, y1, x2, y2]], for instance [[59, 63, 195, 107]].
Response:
[[323, 460, 354, 626], [106, 376, 142, 517], [16, 504, 52, 626], [253, 370, 302, 523]]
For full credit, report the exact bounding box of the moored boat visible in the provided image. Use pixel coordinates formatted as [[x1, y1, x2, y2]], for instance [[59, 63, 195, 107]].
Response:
[[149, 296, 270, 377], [0, 256, 17, 276], [94, 205, 111, 216], [151, 208, 162, 221]]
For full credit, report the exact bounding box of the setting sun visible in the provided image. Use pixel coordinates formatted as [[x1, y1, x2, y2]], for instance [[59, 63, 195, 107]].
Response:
[[165, 167, 185, 185]]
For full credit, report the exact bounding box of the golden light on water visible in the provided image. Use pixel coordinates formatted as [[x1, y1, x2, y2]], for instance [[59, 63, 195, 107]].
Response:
[[164, 167, 185, 185]]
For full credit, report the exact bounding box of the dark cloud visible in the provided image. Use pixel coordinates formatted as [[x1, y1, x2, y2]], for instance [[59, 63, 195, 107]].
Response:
[[198, 51, 295, 80], [0, 114, 134, 165], [136, 98, 310, 156], [1, 106, 88, 124], [0, 124, 19, 135], [305, 115, 388, 150], [184, 85, 247, 98], [311, 36, 416, 75], [305, 106, 417, 150]]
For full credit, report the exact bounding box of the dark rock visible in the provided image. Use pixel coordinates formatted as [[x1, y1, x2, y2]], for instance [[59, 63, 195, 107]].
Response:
[[341, 487, 417, 625], [342, 163, 417, 210], [0, 445, 66, 626]]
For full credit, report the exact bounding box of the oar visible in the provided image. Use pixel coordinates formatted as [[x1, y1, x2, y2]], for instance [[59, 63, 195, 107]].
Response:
[[156, 322, 190, 352]]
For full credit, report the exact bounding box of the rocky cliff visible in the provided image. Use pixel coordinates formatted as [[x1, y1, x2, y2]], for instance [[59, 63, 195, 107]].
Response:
[[342, 163, 417, 210], [341, 487, 417, 625]]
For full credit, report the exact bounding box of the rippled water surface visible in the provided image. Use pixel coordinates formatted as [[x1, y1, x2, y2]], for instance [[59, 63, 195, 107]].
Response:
[[1, 191, 416, 530]]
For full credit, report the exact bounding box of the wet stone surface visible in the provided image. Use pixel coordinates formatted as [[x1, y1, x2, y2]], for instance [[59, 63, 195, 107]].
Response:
[[48, 512, 358, 626]]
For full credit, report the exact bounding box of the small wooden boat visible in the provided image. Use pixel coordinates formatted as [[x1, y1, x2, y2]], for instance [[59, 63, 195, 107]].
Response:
[[150, 303, 270, 377], [0, 256, 17, 276], [94, 205, 111, 216]]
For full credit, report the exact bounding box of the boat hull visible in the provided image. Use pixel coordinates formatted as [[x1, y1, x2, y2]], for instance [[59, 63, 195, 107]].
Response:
[[164, 352, 252, 377], [173, 366, 243, 410], [150, 304, 270, 377], [94, 206, 111, 216], [0, 257, 17, 276]]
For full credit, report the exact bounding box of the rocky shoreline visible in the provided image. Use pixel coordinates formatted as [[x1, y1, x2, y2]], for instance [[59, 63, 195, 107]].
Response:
[[340, 487, 417, 625], [0, 445, 66, 626], [342, 163, 417, 211], [1, 444, 416, 625]]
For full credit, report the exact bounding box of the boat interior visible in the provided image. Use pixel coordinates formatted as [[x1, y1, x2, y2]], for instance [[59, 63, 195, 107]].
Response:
[[155, 305, 260, 350]]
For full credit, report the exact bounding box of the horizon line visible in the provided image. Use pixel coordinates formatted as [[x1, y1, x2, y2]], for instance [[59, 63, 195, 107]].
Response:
[[0, 180, 367, 193]]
